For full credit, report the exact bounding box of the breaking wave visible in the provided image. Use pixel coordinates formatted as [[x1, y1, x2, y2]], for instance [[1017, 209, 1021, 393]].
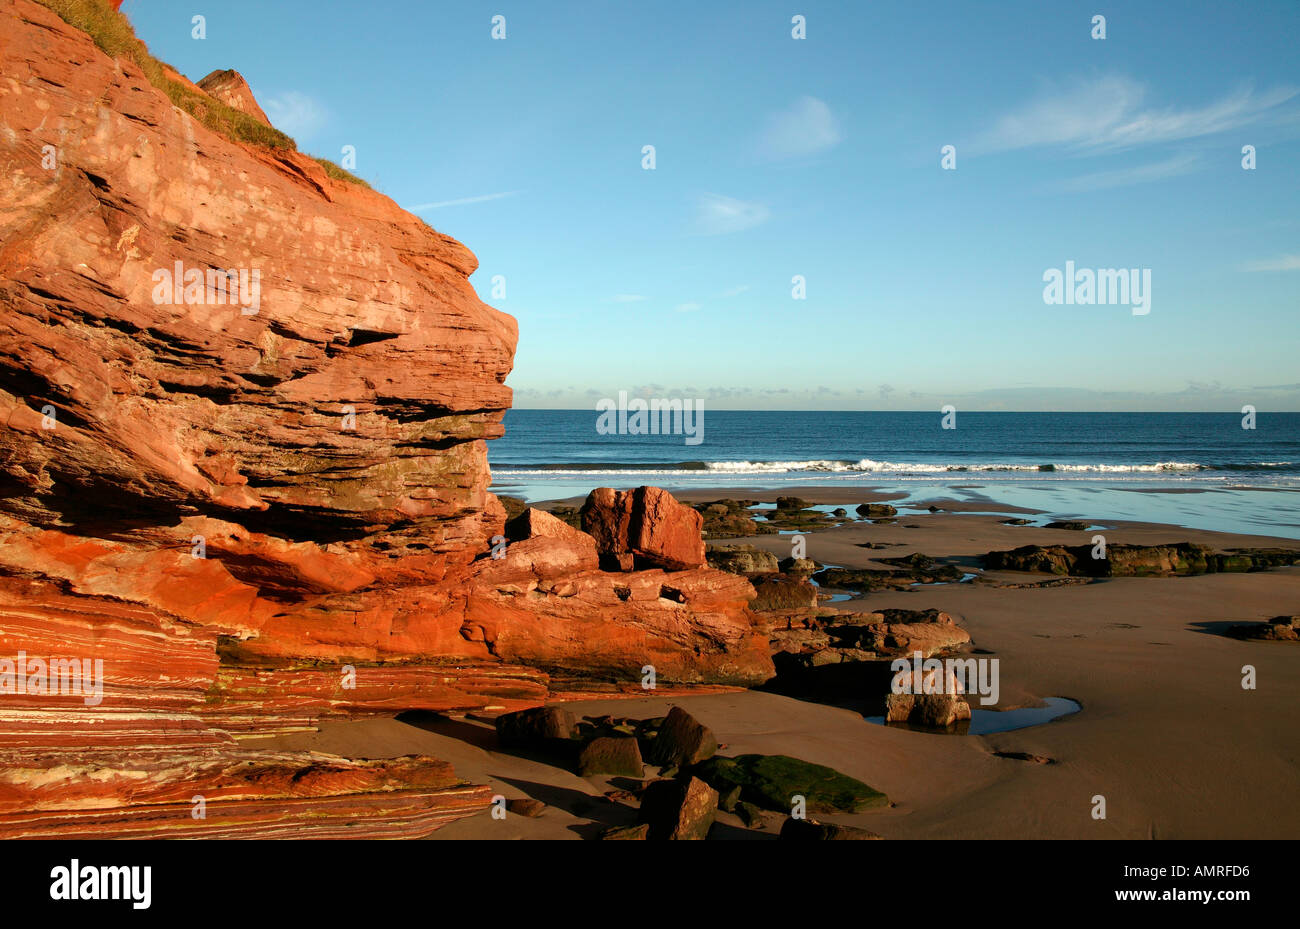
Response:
[[495, 459, 1296, 477]]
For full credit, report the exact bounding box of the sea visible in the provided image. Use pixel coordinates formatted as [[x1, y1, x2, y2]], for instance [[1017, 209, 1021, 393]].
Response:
[[488, 411, 1300, 539]]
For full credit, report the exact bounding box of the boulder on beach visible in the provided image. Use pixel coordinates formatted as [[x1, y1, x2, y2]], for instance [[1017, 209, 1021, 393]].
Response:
[[1225, 615, 1300, 642], [885, 665, 973, 728], [581, 486, 706, 571], [638, 776, 718, 840], [856, 503, 898, 518], [577, 736, 645, 777], [646, 706, 718, 768], [778, 557, 819, 576], [693, 499, 776, 539], [495, 706, 578, 750], [707, 545, 780, 575]]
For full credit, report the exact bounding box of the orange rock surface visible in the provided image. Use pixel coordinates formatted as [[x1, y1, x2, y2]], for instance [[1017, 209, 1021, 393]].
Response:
[[0, 0, 771, 837]]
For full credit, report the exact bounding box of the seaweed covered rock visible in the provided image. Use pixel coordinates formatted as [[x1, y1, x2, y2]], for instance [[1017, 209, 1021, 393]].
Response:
[[984, 543, 1300, 577], [707, 545, 780, 575], [856, 503, 898, 518], [691, 754, 887, 814], [694, 500, 776, 539]]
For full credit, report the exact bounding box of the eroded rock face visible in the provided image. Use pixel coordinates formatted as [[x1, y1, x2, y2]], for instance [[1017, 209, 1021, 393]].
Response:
[[0, 0, 771, 837]]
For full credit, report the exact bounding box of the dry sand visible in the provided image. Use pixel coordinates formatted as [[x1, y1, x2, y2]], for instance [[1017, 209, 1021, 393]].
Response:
[[251, 497, 1300, 839]]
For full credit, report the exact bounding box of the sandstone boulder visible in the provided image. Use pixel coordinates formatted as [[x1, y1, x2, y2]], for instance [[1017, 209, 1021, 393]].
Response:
[[885, 665, 972, 728], [638, 776, 717, 840], [495, 706, 578, 750], [581, 487, 705, 571], [646, 706, 718, 768], [578, 736, 645, 777]]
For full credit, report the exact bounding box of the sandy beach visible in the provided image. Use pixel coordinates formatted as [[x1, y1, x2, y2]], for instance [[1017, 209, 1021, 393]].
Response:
[[251, 488, 1300, 840]]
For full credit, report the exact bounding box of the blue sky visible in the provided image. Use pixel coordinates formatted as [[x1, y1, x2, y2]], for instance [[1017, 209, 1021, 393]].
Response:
[[124, 0, 1299, 410]]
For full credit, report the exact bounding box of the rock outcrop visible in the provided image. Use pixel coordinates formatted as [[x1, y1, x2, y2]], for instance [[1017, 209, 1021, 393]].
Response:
[[196, 69, 272, 125], [0, 0, 770, 837], [984, 543, 1300, 577], [1225, 615, 1300, 642], [707, 544, 780, 575]]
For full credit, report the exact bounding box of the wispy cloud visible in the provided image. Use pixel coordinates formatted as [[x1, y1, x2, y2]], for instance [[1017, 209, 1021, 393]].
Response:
[[262, 91, 328, 139], [1240, 254, 1300, 272], [407, 191, 518, 211], [978, 76, 1297, 154], [719, 285, 750, 297], [675, 302, 702, 313], [611, 294, 648, 303], [694, 193, 770, 235], [759, 96, 842, 159], [1060, 153, 1202, 191]]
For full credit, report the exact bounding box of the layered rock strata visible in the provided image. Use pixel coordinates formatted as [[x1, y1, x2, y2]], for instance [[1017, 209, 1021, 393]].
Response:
[[0, 0, 770, 836]]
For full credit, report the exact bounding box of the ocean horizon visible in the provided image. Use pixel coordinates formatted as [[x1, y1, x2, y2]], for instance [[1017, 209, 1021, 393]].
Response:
[[491, 410, 1300, 538]]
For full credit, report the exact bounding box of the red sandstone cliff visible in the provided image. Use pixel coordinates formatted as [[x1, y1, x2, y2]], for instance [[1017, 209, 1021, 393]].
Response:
[[0, 0, 770, 836]]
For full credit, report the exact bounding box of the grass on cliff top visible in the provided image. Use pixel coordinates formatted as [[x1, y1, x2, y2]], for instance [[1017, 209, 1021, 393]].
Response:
[[35, 0, 369, 188], [309, 155, 371, 188]]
